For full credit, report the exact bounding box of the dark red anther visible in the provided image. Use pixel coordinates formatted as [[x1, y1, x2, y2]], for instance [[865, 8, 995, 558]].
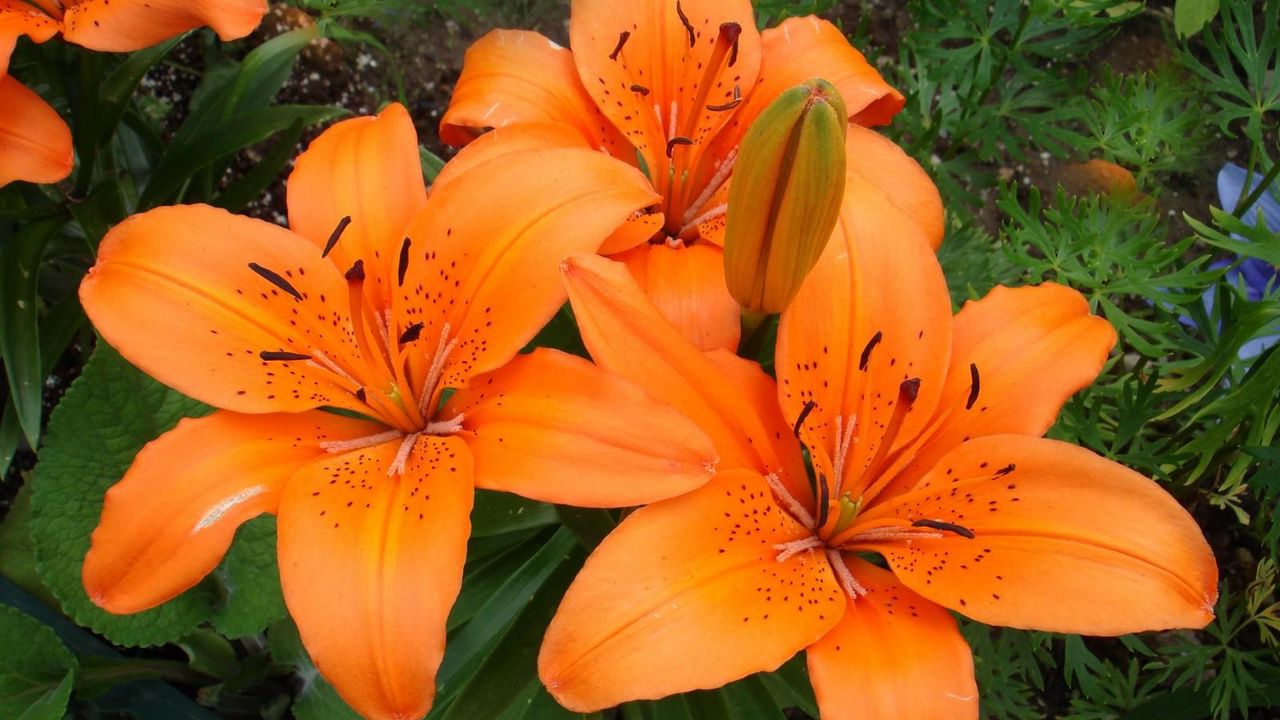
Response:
[[912, 518, 975, 539], [610, 30, 631, 60], [260, 351, 312, 362], [676, 1, 695, 47], [666, 136, 693, 157], [248, 262, 303, 302], [322, 216, 352, 258], [858, 331, 883, 371], [966, 362, 981, 410]]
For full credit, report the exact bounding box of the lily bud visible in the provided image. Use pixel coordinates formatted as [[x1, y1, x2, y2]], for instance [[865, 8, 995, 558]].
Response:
[[723, 78, 847, 315]]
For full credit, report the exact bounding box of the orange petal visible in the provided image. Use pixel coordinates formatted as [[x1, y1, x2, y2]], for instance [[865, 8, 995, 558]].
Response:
[[432, 122, 594, 191], [846, 124, 944, 250], [852, 436, 1219, 635], [0, 74, 72, 187], [562, 253, 807, 494], [1, 1, 61, 76], [808, 557, 978, 720], [702, 15, 903, 175], [79, 204, 366, 415], [393, 147, 658, 394], [883, 284, 1117, 496], [614, 241, 740, 352], [539, 469, 843, 711], [776, 155, 952, 500], [569, 0, 761, 179], [59, 0, 267, 52], [445, 348, 717, 507], [277, 435, 473, 720], [287, 103, 426, 309], [440, 29, 628, 156], [83, 410, 381, 614]]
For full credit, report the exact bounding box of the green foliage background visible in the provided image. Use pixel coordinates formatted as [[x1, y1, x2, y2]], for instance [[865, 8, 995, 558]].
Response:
[[1, 0, 1278, 718]]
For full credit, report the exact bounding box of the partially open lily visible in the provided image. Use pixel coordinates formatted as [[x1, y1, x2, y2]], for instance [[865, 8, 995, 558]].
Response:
[[539, 143, 1218, 716], [78, 104, 717, 720], [0, 0, 267, 186], [439, 0, 942, 351]]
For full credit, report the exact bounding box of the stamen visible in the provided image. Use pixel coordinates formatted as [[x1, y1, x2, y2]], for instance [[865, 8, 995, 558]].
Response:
[[260, 351, 311, 362], [682, 148, 738, 224], [322, 216, 352, 258], [764, 472, 815, 529], [386, 432, 421, 477], [860, 378, 921, 482], [397, 237, 412, 287], [966, 362, 980, 410], [792, 400, 817, 438], [826, 548, 867, 598], [399, 322, 425, 344], [345, 259, 365, 282], [858, 330, 883, 370], [418, 323, 458, 414], [814, 472, 831, 530], [666, 136, 693, 158], [424, 413, 465, 435], [321, 429, 404, 454], [912, 519, 975, 539], [630, 83, 650, 95], [842, 527, 945, 544], [831, 414, 858, 496], [248, 263, 303, 302], [609, 30, 630, 60], [679, 203, 727, 236], [707, 84, 742, 112], [676, 0, 695, 47], [774, 536, 824, 562]]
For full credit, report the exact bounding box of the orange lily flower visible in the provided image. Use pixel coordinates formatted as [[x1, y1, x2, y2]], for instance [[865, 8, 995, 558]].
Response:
[[78, 104, 718, 720], [538, 141, 1218, 717], [439, 0, 942, 351], [0, 0, 267, 186]]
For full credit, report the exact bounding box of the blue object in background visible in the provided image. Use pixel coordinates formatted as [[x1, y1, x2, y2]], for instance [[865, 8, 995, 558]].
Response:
[[1213, 163, 1279, 358]]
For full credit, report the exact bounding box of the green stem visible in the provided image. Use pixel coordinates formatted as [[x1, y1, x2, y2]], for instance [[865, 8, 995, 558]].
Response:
[[1231, 158, 1280, 219]]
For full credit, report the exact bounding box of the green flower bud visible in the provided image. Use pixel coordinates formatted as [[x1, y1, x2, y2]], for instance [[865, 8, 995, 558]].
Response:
[[723, 78, 847, 315]]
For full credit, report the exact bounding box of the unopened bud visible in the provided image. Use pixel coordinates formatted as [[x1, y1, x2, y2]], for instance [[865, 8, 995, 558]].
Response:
[[723, 78, 847, 315]]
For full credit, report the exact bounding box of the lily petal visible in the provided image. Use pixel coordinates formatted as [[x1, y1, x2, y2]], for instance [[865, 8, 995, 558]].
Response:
[[539, 469, 842, 711], [83, 410, 381, 614], [807, 557, 978, 720], [852, 436, 1219, 635], [287, 103, 426, 308], [445, 348, 717, 507], [432, 122, 594, 192], [59, 0, 267, 52], [883, 284, 1116, 496], [569, 0, 760, 178], [0, 74, 72, 187], [846, 124, 944, 250], [615, 241, 740, 352], [393, 147, 658, 395], [79, 204, 366, 415], [777, 158, 952, 499], [1, 2, 61, 76], [562, 253, 806, 489], [440, 29, 627, 154], [278, 435, 473, 720]]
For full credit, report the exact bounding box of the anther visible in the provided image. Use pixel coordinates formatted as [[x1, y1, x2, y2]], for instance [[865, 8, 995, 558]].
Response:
[[676, 1, 695, 47], [966, 362, 980, 410], [354, 387, 367, 403], [609, 30, 630, 60], [792, 400, 817, 438], [858, 331, 883, 371], [322, 216, 352, 258], [814, 472, 831, 530], [630, 83, 650, 95], [260, 351, 311, 362], [707, 84, 742, 112], [345, 259, 366, 282], [248, 263, 303, 302], [398, 322, 424, 344], [397, 237, 411, 287], [994, 463, 1016, 477], [666, 136, 693, 158], [911, 518, 975, 539]]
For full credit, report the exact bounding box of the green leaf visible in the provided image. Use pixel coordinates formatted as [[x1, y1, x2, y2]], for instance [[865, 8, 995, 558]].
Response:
[[212, 516, 287, 638], [29, 345, 216, 646], [470, 490, 558, 538], [0, 216, 65, 446], [267, 620, 362, 720], [0, 605, 78, 720], [214, 119, 308, 213], [0, 485, 56, 608], [421, 146, 446, 182], [1174, 0, 1219, 38]]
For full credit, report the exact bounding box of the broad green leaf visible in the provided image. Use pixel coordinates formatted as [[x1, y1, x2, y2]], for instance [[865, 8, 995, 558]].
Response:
[[1174, 0, 1219, 38], [0, 216, 64, 446], [212, 516, 286, 639], [421, 146, 446, 183], [267, 620, 362, 720], [0, 485, 55, 608], [471, 490, 558, 538], [214, 119, 309, 213], [0, 605, 78, 720], [29, 345, 216, 646]]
